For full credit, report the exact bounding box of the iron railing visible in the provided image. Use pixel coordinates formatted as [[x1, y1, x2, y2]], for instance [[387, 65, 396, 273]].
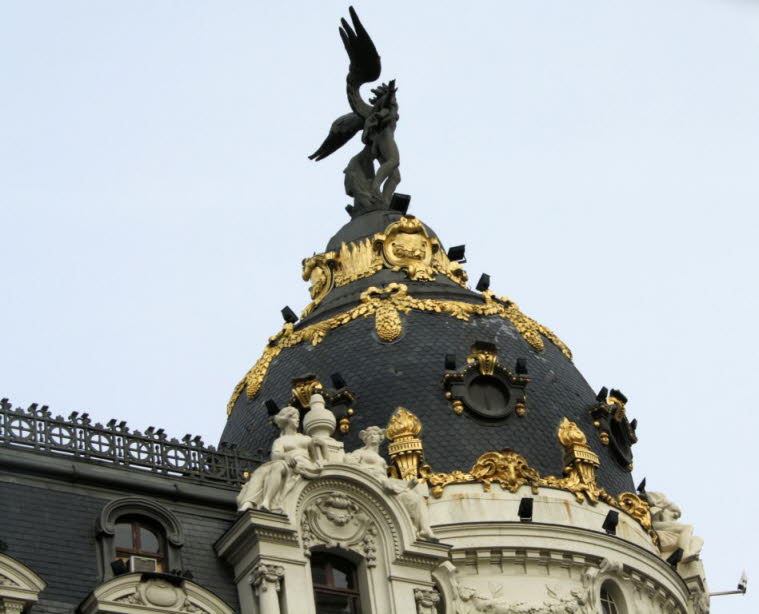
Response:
[[0, 398, 262, 486]]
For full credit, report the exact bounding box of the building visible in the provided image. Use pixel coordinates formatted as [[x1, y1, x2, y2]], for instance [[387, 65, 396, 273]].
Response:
[[0, 8, 711, 614]]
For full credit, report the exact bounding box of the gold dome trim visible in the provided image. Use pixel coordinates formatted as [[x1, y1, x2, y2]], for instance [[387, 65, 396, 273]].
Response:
[[227, 283, 571, 415], [301, 216, 468, 316], [383, 410, 656, 542]]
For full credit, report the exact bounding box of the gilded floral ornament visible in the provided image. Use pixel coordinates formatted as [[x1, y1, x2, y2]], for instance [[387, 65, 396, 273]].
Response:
[[227, 284, 570, 414]]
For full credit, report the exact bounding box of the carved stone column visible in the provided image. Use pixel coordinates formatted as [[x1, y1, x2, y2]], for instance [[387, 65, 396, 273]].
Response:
[[252, 563, 285, 614], [414, 588, 440, 614]]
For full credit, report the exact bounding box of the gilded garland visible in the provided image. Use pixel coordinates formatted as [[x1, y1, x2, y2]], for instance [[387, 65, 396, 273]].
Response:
[[227, 283, 571, 415]]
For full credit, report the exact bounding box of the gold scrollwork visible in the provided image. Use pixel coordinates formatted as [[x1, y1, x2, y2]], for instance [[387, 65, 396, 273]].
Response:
[[378, 216, 469, 286], [424, 449, 542, 499], [302, 217, 468, 310], [227, 284, 571, 414], [301, 254, 336, 317], [379, 216, 436, 281]]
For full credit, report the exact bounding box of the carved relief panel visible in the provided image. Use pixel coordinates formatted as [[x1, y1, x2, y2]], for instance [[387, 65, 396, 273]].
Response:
[[300, 493, 379, 567]]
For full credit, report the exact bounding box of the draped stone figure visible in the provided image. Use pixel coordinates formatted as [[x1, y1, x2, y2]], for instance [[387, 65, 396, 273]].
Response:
[[647, 491, 704, 561], [237, 406, 323, 513], [344, 426, 435, 539]]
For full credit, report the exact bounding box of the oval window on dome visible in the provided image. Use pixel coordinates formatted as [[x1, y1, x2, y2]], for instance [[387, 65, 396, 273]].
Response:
[[466, 375, 511, 419]]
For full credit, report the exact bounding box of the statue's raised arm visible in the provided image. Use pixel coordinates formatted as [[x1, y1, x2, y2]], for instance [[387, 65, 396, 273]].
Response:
[[309, 7, 401, 217]]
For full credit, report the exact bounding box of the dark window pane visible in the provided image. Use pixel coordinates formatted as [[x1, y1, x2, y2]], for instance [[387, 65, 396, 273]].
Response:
[[600, 586, 619, 614], [311, 560, 328, 587], [310, 553, 361, 614], [114, 523, 134, 549], [330, 558, 355, 590], [314, 591, 358, 614], [469, 375, 509, 414], [139, 526, 161, 553]]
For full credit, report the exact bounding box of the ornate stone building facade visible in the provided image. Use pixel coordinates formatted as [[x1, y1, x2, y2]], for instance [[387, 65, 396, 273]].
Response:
[[0, 8, 711, 614]]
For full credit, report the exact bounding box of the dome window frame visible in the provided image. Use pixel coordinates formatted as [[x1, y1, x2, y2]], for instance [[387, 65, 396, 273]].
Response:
[[589, 388, 638, 472], [442, 341, 529, 422]]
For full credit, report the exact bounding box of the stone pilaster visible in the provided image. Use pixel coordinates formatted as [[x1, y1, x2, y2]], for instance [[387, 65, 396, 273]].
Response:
[[252, 563, 285, 614]]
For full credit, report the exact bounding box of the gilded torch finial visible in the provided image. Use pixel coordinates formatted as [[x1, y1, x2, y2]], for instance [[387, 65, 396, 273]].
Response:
[[386, 407, 424, 480]]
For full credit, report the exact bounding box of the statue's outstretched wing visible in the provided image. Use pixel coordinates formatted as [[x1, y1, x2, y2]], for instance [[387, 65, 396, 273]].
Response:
[[340, 6, 381, 86], [308, 112, 365, 161], [309, 7, 381, 160]]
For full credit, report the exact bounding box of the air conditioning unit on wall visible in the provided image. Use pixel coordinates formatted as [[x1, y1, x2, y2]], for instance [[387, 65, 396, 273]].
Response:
[[129, 556, 158, 573]]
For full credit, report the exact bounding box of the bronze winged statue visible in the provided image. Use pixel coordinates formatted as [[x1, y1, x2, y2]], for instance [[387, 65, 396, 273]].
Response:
[[309, 7, 400, 217]]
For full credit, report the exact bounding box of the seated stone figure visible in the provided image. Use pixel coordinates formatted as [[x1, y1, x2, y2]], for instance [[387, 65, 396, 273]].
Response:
[[238, 406, 323, 513], [344, 425, 435, 539], [647, 491, 704, 561]]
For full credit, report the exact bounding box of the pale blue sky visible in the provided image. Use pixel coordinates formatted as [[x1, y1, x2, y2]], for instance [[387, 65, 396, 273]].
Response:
[[1, 1, 757, 610]]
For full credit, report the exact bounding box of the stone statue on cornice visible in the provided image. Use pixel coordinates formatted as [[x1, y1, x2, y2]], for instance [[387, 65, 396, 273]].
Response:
[[237, 406, 323, 513], [647, 491, 704, 562], [309, 7, 401, 217], [344, 426, 435, 539]]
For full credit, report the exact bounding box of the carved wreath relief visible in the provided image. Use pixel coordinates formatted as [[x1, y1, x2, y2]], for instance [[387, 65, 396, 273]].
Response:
[[301, 494, 379, 567]]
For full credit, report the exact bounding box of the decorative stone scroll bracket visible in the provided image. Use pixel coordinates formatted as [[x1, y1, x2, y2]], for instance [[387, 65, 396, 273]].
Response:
[[228, 283, 571, 414]]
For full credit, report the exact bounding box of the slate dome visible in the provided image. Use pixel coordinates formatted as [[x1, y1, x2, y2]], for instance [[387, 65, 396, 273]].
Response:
[[221, 209, 636, 496]]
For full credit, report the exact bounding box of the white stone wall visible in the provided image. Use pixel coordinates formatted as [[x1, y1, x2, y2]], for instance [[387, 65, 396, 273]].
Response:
[[430, 483, 695, 613], [222, 465, 710, 613], [225, 399, 707, 614]]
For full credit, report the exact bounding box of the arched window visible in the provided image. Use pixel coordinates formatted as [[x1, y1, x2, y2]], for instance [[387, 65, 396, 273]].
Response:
[[96, 496, 184, 580], [310, 551, 362, 614], [600, 580, 626, 614], [113, 515, 166, 572]]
